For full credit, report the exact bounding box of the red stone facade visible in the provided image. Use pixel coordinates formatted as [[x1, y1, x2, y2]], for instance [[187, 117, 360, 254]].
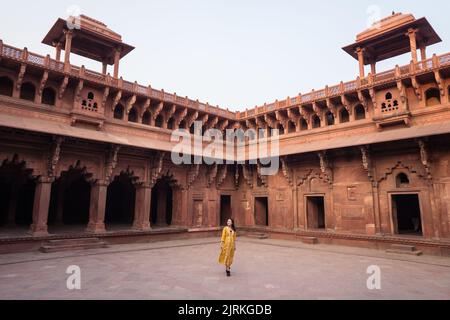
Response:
[[1, 13, 450, 254]]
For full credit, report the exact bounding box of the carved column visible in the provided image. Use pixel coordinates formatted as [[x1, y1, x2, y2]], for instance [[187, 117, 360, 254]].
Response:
[[86, 180, 108, 233], [356, 47, 365, 79], [407, 28, 419, 64], [133, 183, 152, 231], [63, 30, 73, 72], [54, 42, 62, 62], [360, 146, 380, 235], [30, 176, 53, 236], [113, 47, 121, 79]]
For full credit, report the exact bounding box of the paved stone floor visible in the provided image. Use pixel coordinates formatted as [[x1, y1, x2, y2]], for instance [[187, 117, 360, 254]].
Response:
[[0, 237, 450, 300]]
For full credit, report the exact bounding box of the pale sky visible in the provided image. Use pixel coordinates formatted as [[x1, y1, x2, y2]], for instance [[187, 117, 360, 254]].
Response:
[[0, 1, 449, 111]]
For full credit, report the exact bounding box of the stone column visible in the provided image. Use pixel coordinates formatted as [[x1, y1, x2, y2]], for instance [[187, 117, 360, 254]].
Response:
[[113, 48, 121, 79], [102, 62, 108, 75], [54, 42, 62, 62], [86, 181, 108, 234], [356, 47, 365, 79], [407, 28, 419, 64], [63, 30, 73, 72], [133, 183, 152, 231], [370, 62, 376, 75], [30, 176, 53, 236]]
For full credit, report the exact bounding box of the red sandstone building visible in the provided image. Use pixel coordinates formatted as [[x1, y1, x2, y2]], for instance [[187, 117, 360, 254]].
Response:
[[0, 13, 449, 255]]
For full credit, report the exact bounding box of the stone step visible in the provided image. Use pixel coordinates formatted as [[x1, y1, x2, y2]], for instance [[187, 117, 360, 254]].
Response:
[[245, 233, 269, 240], [300, 237, 318, 245], [386, 244, 423, 256], [40, 238, 108, 253]]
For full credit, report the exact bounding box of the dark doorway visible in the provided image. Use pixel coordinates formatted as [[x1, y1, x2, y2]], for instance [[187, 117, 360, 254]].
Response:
[[392, 194, 423, 236], [48, 168, 91, 226], [0, 159, 35, 227], [307, 196, 325, 229], [105, 174, 136, 226], [151, 177, 173, 226], [254, 197, 269, 226], [220, 195, 232, 226]]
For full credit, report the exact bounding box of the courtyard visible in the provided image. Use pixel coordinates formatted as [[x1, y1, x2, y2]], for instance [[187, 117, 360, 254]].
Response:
[[0, 237, 449, 300]]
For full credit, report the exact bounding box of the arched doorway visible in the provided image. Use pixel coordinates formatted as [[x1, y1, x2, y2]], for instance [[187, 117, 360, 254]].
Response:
[[151, 175, 175, 227], [105, 172, 137, 228], [0, 156, 35, 229], [48, 164, 92, 229]]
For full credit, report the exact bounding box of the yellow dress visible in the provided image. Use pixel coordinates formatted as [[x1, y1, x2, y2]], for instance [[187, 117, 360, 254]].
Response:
[[218, 226, 237, 267]]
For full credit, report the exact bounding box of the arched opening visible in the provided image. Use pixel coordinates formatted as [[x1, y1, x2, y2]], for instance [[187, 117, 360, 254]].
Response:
[[128, 107, 138, 123], [155, 115, 164, 128], [0, 76, 14, 97], [300, 118, 308, 131], [142, 110, 151, 125], [167, 118, 175, 130], [385, 92, 393, 100], [0, 157, 35, 228], [20, 82, 36, 102], [312, 115, 321, 129], [114, 104, 124, 120], [105, 173, 136, 228], [151, 176, 173, 227], [326, 112, 335, 126], [179, 120, 187, 130], [340, 108, 350, 123], [287, 121, 296, 134], [425, 88, 441, 106], [396, 173, 410, 188], [48, 166, 91, 228], [42, 87, 56, 106], [354, 104, 366, 120]]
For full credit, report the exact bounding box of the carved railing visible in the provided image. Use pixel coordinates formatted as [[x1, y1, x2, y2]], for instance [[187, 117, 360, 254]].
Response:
[[0, 41, 236, 119], [245, 52, 450, 118]]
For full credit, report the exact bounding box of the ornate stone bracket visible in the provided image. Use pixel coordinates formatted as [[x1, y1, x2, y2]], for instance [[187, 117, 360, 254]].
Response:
[[206, 163, 218, 188], [174, 108, 188, 128], [340, 95, 351, 114], [126, 94, 137, 114], [369, 88, 377, 109], [411, 76, 422, 100], [151, 101, 164, 121], [74, 80, 84, 103], [104, 145, 121, 184], [357, 90, 368, 111], [205, 116, 219, 131], [112, 90, 122, 110], [264, 114, 278, 129], [47, 136, 64, 178], [256, 162, 268, 188], [312, 102, 323, 120], [216, 165, 228, 188], [360, 145, 375, 186], [185, 111, 199, 129], [234, 165, 240, 190], [37, 71, 49, 98], [434, 70, 445, 96], [150, 152, 165, 187], [418, 139, 432, 181], [280, 156, 294, 186], [58, 76, 69, 99], [187, 163, 200, 189], [102, 87, 110, 109], [242, 164, 254, 188], [318, 151, 333, 187], [396, 79, 408, 107], [16, 64, 27, 91]]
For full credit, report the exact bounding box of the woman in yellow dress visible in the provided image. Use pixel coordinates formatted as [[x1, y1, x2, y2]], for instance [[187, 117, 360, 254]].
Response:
[[218, 218, 237, 277]]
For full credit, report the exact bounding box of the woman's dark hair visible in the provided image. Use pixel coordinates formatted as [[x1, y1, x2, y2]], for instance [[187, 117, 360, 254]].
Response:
[[228, 218, 237, 232]]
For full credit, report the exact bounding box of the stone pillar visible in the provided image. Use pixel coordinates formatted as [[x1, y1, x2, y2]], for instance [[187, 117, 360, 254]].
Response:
[[63, 30, 73, 72], [407, 28, 419, 64], [113, 48, 121, 79], [133, 183, 152, 231], [30, 177, 53, 236], [102, 62, 108, 75], [356, 47, 365, 79], [54, 42, 62, 62], [370, 62, 376, 75], [420, 46, 427, 61], [86, 181, 108, 234]]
